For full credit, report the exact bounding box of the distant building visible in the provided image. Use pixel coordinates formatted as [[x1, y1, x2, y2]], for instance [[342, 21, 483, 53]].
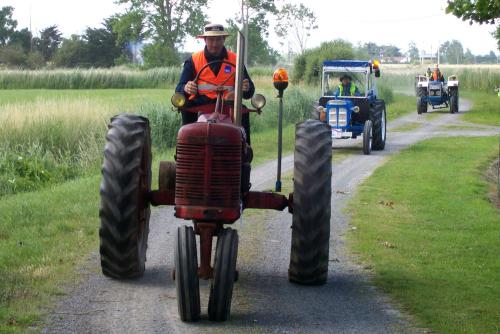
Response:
[[419, 52, 437, 64], [381, 56, 409, 64]]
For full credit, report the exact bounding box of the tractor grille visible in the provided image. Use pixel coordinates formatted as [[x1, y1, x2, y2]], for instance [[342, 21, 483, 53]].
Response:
[[329, 108, 347, 127], [175, 123, 242, 216]]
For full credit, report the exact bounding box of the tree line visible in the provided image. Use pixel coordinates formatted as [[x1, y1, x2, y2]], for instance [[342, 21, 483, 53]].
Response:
[[0, 0, 498, 69], [0, 0, 319, 69]]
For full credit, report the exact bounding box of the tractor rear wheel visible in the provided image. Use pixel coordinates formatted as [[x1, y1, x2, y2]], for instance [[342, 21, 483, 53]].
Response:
[[175, 226, 201, 322], [363, 120, 373, 155], [99, 114, 152, 279], [208, 228, 239, 321], [289, 120, 332, 285], [417, 87, 427, 114], [370, 100, 386, 150]]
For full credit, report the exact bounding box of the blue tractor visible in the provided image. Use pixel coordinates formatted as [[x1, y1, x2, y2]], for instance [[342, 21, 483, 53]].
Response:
[[315, 60, 387, 155], [416, 74, 459, 114]]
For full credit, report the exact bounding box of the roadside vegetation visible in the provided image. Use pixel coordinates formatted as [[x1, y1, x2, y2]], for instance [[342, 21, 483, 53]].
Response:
[[461, 91, 500, 126], [348, 136, 499, 334]]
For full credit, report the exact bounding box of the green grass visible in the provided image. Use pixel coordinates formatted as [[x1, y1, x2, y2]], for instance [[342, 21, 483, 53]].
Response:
[[461, 91, 500, 126], [0, 67, 276, 90], [0, 86, 315, 197], [0, 175, 100, 333], [392, 122, 422, 132], [348, 136, 500, 334], [387, 94, 416, 121]]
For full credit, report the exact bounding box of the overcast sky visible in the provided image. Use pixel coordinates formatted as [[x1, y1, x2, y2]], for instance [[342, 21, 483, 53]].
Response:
[[3, 0, 498, 56]]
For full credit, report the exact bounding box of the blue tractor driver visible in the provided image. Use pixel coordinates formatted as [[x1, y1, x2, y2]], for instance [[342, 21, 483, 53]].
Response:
[[335, 74, 361, 97]]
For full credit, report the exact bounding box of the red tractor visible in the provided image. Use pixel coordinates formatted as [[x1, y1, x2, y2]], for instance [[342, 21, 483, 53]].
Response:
[[98, 32, 332, 322]]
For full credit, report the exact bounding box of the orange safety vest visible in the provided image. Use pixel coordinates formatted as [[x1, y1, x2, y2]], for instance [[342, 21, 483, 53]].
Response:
[[191, 50, 237, 100], [432, 70, 440, 81]]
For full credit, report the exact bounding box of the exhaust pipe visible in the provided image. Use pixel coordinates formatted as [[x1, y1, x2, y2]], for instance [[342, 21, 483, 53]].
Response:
[[233, 30, 245, 126]]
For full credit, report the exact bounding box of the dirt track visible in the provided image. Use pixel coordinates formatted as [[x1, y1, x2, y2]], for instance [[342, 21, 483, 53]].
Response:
[[43, 101, 500, 333]]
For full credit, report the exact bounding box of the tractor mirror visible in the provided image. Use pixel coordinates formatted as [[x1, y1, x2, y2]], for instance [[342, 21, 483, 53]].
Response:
[[251, 94, 267, 110], [171, 93, 186, 108]]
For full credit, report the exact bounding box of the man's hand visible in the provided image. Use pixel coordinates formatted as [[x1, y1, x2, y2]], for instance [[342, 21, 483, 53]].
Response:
[[184, 81, 198, 95], [242, 79, 250, 92]]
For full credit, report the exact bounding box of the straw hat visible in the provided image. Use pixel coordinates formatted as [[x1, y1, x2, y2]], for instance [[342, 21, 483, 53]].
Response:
[[197, 24, 230, 38]]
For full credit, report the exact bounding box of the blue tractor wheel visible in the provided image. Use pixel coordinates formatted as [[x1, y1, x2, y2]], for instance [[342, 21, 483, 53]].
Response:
[[363, 120, 373, 155]]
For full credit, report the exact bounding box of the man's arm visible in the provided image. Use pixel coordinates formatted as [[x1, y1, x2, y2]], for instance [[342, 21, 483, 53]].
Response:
[[176, 58, 196, 95], [242, 66, 255, 99]]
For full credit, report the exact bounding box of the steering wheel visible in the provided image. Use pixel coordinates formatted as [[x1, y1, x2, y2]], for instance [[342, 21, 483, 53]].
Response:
[[191, 60, 236, 99]]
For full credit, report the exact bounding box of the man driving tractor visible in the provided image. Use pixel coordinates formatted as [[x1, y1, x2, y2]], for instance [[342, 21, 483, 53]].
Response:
[[335, 74, 361, 97], [432, 64, 444, 82], [175, 23, 255, 144]]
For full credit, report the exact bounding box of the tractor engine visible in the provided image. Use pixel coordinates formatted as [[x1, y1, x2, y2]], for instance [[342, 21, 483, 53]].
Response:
[[174, 122, 245, 222]]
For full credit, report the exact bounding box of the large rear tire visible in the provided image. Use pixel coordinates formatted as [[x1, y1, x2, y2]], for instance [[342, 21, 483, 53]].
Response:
[[175, 226, 201, 322], [289, 120, 332, 285], [370, 100, 386, 150], [363, 120, 373, 155], [417, 87, 427, 114], [99, 114, 152, 279], [208, 228, 239, 322]]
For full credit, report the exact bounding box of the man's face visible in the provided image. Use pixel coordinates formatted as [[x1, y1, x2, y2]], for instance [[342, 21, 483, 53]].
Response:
[[205, 36, 225, 55], [341, 77, 351, 85]]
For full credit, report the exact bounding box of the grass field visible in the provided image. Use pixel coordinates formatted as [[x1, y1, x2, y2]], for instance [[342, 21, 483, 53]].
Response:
[[348, 136, 500, 334], [461, 91, 500, 126]]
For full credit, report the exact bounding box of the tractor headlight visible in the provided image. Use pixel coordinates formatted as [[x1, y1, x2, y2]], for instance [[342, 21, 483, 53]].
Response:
[[171, 93, 186, 108], [353, 106, 360, 113], [251, 94, 267, 110], [316, 106, 326, 121]]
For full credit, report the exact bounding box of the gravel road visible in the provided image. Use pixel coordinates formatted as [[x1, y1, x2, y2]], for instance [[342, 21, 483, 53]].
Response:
[[43, 101, 500, 334]]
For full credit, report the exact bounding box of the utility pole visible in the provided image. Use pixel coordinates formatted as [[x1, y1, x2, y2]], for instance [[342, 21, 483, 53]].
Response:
[[437, 43, 440, 65], [29, 3, 33, 53]]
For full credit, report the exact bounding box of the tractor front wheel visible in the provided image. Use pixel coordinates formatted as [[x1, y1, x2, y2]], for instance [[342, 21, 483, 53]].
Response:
[[289, 120, 332, 285], [99, 114, 152, 279], [208, 228, 239, 321], [363, 120, 373, 155], [175, 226, 201, 322], [370, 100, 386, 150], [449, 89, 459, 114]]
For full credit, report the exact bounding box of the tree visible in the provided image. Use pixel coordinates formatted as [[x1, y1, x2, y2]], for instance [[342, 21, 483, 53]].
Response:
[[440, 40, 464, 64], [294, 40, 354, 84], [275, 3, 317, 54], [109, 10, 147, 64], [446, 0, 499, 50], [117, 0, 209, 48], [84, 21, 122, 67], [381, 45, 402, 58], [408, 41, 420, 63], [0, 44, 27, 67], [226, 19, 278, 65], [142, 42, 179, 68], [53, 35, 89, 68], [34, 26, 62, 61], [463, 48, 474, 64], [9, 28, 32, 53], [0, 6, 17, 46], [446, 0, 499, 24]]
